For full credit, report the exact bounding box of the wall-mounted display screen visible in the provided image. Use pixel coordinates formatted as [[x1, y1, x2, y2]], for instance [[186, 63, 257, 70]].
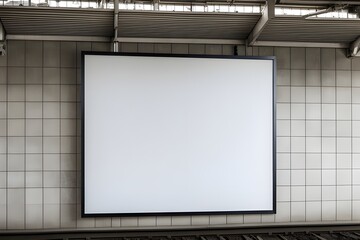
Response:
[[82, 53, 276, 216]]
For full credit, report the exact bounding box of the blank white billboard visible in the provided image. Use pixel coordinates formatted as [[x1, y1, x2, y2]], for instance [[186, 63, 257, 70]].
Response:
[[82, 53, 275, 216]]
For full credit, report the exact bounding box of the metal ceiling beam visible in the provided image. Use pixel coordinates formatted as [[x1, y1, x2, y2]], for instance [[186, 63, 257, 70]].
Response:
[[246, 0, 275, 46], [6, 34, 111, 42], [113, 0, 119, 52], [253, 40, 349, 48], [348, 36, 360, 57]]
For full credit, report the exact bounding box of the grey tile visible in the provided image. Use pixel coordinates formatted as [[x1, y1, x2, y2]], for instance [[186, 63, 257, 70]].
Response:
[[205, 45, 222, 55], [353, 88, 360, 103], [0, 172, 5, 188], [44, 41, 60, 67], [8, 119, 25, 136], [291, 48, 305, 69], [61, 154, 76, 171], [322, 87, 335, 103], [8, 137, 25, 154], [25, 154, 42, 171], [120, 42, 137, 53], [8, 154, 25, 171], [336, 71, 351, 87], [258, 46, 273, 56], [91, 42, 110, 52], [322, 104, 336, 120], [60, 204, 76, 228], [189, 44, 205, 55], [61, 119, 76, 136], [26, 41, 43, 67], [8, 85, 25, 101], [138, 43, 154, 53], [61, 103, 76, 118], [154, 43, 171, 54], [277, 70, 290, 86], [8, 40, 25, 67], [26, 68, 43, 84], [0, 85, 7, 101], [26, 85, 42, 101], [321, 70, 336, 86], [0, 120, 5, 136], [0, 154, 6, 171], [43, 154, 60, 171], [43, 204, 60, 228], [337, 88, 351, 103], [336, 48, 351, 70], [8, 67, 25, 84], [321, 48, 335, 70], [306, 70, 321, 86], [354, 71, 360, 87], [43, 85, 60, 101], [172, 216, 191, 226], [0, 137, 6, 154], [44, 188, 60, 204], [7, 189, 25, 229], [26, 119, 42, 136], [291, 70, 305, 86], [60, 42, 76, 68], [43, 68, 60, 84], [275, 47, 290, 69], [61, 85, 77, 102], [138, 216, 156, 227], [8, 172, 24, 188], [43, 119, 60, 136], [0, 51, 7, 66], [222, 45, 234, 55], [61, 171, 76, 187], [26, 137, 42, 154], [43, 137, 60, 154], [191, 215, 209, 225], [306, 48, 320, 70], [26, 102, 42, 118], [306, 87, 321, 103], [61, 136, 76, 153], [26, 188, 42, 204], [0, 67, 7, 83], [352, 57, 360, 70], [60, 68, 76, 84], [25, 204, 43, 229], [0, 102, 6, 118], [43, 102, 60, 118], [60, 188, 76, 204], [43, 171, 60, 187]]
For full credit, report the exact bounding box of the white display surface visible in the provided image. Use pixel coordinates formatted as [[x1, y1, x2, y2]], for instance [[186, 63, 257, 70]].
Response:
[[83, 54, 275, 215]]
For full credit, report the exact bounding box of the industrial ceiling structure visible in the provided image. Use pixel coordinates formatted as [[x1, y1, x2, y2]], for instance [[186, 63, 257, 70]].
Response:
[[0, 0, 359, 56]]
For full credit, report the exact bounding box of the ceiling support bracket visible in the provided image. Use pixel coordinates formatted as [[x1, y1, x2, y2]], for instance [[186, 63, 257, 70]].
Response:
[[113, 0, 119, 52], [348, 36, 360, 57], [0, 21, 6, 56], [246, 0, 275, 46]]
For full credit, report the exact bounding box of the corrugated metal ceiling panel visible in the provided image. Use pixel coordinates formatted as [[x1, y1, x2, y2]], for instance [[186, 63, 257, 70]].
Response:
[[259, 16, 360, 43], [118, 11, 261, 39], [0, 7, 114, 36]]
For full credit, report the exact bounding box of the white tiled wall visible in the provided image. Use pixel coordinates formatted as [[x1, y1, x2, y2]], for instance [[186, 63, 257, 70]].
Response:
[[1, 40, 360, 230]]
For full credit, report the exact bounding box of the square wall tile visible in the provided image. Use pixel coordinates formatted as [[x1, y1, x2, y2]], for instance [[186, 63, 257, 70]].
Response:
[[291, 202, 305, 222], [306, 201, 321, 221], [25, 204, 43, 229], [26, 68, 43, 84], [26, 41, 43, 67], [8, 67, 25, 84], [322, 201, 336, 221], [44, 42, 60, 68], [8, 154, 24, 171], [8, 41, 25, 67]]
